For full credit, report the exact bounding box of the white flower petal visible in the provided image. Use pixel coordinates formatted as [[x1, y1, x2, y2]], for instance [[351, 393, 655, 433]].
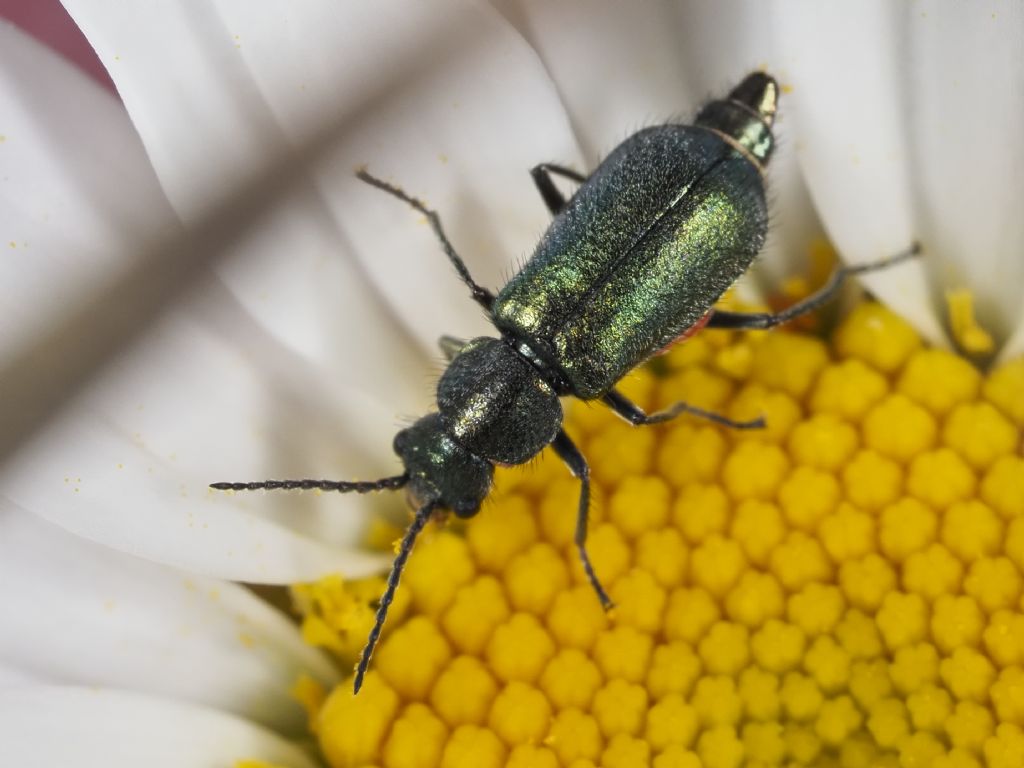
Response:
[[0, 686, 319, 768], [0, 506, 336, 735], [63, 0, 578, 352], [772, 2, 946, 344], [492, 0, 827, 298], [0, 663, 40, 687], [0, 23, 401, 581], [906, 0, 1024, 350], [0, 20, 173, 361]]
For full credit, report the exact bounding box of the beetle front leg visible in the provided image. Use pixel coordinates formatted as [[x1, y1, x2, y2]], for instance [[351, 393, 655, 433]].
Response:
[[357, 169, 496, 312], [551, 429, 614, 610], [530, 163, 587, 216], [438, 335, 467, 362], [602, 388, 765, 430], [708, 243, 921, 331]]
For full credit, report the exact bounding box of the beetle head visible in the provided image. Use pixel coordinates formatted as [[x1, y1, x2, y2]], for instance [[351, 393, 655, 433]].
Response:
[[393, 413, 494, 518]]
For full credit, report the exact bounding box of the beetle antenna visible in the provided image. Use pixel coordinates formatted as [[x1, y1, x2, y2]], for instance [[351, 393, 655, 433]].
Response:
[[353, 499, 437, 694], [209, 475, 408, 493]]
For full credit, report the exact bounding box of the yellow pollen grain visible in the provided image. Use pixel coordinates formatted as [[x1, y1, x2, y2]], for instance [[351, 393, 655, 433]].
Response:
[[721, 440, 790, 501], [779, 465, 841, 531], [467, 493, 536, 571], [658, 423, 727, 487], [984, 357, 1024, 426], [890, 642, 940, 695], [673, 483, 729, 543], [634, 526, 688, 587], [546, 585, 608, 649], [440, 575, 509, 654], [440, 724, 505, 768], [787, 412, 859, 471], [488, 681, 551, 744], [546, 708, 603, 764], [724, 569, 784, 627], [302, 302, 1024, 768], [485, 612, 555, 684], [698, 621, 751, 675], [879, 497, 938, 562], [608, 475, 670, 539], [646, 640, 701, 699], [691, 534, 747, 597], [729, 498, 785, 566], [692, 675, 743, 727], [663, 585, 720, 647], [819, 502, 875, 563], [383, 703, 448, 768], [863, 393, 938, 462], [738, 666, 781, 721], [540, 648, 603, 710], [646, 693, 699, 750], [503, 542, 569, 614], [375, 615, 451, 700], [609, 567, 666, 632], [591, 677, 648, 737], [943, 499, 1003, 562], [898, 347, 982, 417], [429, 655, 497, 726], [787, 583, 845, 637], [751, 619, 806, 673]]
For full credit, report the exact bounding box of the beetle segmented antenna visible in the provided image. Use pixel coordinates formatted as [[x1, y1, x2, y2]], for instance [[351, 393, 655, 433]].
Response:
[[209, 475, 408, 493], [354, 499, 437, 694]]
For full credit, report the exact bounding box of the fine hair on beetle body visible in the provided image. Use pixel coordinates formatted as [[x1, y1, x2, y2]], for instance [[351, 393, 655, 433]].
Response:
[[212, 71, 920, 694]]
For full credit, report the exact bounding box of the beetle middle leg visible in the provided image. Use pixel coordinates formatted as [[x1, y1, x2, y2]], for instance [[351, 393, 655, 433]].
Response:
[[602, 388, 765, 430], [551, 429, 614, 610], [438, 335, 467, 362], [707, 242, 921, 331], [357, 169, 496, 312], [530, 163, 587, 216]]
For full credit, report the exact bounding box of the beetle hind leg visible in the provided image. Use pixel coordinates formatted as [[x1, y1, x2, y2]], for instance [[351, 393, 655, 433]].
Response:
[[707, 242, 921, 331], [602, 388, 765, 430], [551, 430, 614, 610]]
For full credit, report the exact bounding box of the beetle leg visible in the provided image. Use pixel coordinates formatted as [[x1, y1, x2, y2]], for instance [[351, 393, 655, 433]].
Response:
[[602, 388, 765, 430], [438, 335, 468, 361], [356, 169, 496, 312], [530, 163, 587, 215], [708, 242, 921, 330], [551, 430, 614, 610]]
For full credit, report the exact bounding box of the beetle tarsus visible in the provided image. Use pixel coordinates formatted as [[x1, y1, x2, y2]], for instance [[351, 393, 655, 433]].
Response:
[[602, 388, 764, 431]]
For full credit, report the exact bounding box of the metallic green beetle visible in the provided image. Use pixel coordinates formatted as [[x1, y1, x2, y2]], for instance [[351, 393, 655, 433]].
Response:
[[213, 72, 917, 692]]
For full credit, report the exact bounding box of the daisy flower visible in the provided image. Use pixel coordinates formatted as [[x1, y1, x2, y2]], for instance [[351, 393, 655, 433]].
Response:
[[1, 2, 1022, 767]]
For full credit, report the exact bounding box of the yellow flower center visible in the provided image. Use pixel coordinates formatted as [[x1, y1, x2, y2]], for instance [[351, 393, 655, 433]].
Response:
[[296, 303, 1024, 768]]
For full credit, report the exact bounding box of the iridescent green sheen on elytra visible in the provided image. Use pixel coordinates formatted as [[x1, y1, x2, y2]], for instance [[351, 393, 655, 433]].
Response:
[[493, 122, 769, 399]]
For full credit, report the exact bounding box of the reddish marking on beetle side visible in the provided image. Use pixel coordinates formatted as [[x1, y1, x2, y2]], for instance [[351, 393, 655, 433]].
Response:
[[655, 310, 713, 356]]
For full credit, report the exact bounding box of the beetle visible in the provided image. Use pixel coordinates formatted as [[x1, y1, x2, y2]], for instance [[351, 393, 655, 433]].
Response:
[[213, 72, 918, 692]]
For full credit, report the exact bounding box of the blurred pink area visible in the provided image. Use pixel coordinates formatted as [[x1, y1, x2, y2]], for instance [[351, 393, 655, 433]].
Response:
[[1, 0, 115, 91]]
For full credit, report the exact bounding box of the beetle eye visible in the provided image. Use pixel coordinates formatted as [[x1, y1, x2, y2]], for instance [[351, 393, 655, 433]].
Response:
[[451, 500, 479, 519], [392, 429, 409, 455]]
